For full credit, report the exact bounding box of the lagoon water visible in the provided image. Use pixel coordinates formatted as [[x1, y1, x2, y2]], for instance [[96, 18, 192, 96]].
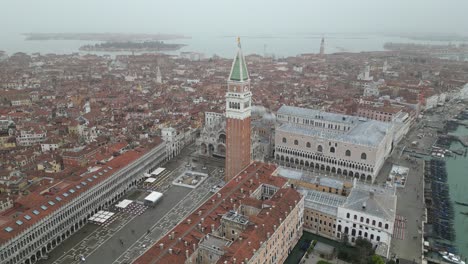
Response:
[[447, 125, 468, 258], [0, 32, 460, 58]]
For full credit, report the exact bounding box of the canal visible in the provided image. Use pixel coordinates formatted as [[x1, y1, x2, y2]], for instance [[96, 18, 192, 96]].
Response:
[[446, 125, 468, 258]]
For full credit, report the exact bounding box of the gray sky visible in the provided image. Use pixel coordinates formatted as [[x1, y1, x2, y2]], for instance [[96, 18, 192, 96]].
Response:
[[1, 0, 467, 36]]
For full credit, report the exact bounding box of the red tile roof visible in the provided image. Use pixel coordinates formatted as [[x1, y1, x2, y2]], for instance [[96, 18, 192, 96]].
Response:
[[0, 139, 162, 245], [134, 162, 301, 264]]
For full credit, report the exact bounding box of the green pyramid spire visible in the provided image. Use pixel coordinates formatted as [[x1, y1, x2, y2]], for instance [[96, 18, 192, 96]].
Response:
[[228, 38, 249, 82]]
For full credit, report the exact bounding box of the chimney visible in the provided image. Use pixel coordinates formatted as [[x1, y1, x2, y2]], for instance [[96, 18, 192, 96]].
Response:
[[254, 225, 258, 229], [193, 243, 196, 251], [169, 248, 173, 254], [289, 205, 292, 211], [280, 217, 283, 223], [239, 236, 243, 241], [184, 241, 188, 247], [266, 212, 269, 216], [233, 258, 237, 264], [267, 232, 270, 238], [274, 225, 277, 230], [187, 219, 192, 224], [241, 188, 244, 194], [280, 193, 283, 197], [217, 193, 221, 198], [198, 210, 202, 216], [160, 243, 164, 249], [248, 241, 251, 246], [201, 217, 204, 223], [211, 224, 215, 232], [185, 249, 189, 259], [171, 231, 175, 239]]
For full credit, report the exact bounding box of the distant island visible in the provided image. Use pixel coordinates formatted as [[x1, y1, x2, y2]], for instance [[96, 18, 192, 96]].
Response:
[[23, 33, 190, 42], [79, 41, 186, 52], [385, 33, 468, 42]]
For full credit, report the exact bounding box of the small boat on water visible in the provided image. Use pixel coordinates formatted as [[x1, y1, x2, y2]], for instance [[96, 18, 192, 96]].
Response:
[[460, 211, 468, 216], [439, 251, 466, 264], [455, 201, 468, 207]]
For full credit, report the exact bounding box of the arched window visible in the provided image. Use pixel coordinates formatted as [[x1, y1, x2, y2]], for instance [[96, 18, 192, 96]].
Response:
[[360, 217, 364, 222], [361, 153, 367, 160], [366, 218, 369, 224], [306, 142, 311, 148], [282, 137, 287, 143], [372, 220, 376, 226], [317, 145, 323, 152], [378, 222, 382, 228], [354, 215, 357, 220], [294, 140, 299, 145], [385, 223, 389, 229], [330, 147, 335, 153], [346, 213, 350, 219], [345, 150, 351, 157]]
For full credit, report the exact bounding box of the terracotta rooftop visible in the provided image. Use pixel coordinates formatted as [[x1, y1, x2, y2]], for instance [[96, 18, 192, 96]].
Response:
[[134, 162, 302, 264], [0, 138, 162, 245]]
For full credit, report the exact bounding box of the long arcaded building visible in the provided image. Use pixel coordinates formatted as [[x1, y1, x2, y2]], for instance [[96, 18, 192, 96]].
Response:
[[275, 105, 393, 183], [0, 140, 166, 264]]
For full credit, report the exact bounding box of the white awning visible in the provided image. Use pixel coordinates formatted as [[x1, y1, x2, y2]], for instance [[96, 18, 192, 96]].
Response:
[[145, 178, 156, 183], [116, 199, 133, 209], [144, 191, 163, 203], [151, 167, 165, 176]]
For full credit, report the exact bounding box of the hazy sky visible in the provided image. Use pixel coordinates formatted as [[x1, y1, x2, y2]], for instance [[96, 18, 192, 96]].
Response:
[[2, 0, 467, 36]]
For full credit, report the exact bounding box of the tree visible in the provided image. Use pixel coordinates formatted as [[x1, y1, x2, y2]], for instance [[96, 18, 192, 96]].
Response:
[[372, 255, 385, 264]]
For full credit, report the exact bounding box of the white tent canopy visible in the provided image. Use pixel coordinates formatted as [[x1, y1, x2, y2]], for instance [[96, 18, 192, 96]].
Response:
[[144, 191, 163, 203], [116, 199, 133, 209], [145, 178, 156, 183], [151, 167, 165, 176]]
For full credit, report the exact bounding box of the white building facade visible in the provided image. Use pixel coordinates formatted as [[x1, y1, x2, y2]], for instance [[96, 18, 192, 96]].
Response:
[[0, 143, 166, 264], [275, 106, 393, 183], [335, 182, 396, 258]]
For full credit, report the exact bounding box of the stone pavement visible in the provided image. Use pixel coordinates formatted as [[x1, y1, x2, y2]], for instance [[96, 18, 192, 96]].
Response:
[[112, 168, 220, 264], [39, 143, 225, 264], [388, 135, 426, 262], [51, 213, 137, 264]]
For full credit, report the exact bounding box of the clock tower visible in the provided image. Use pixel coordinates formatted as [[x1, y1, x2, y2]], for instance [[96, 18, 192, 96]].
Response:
[[225, 38, 252, 182]]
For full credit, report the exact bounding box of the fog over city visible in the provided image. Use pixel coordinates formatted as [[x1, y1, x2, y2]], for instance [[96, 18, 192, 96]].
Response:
[[1, 0, 468, 35], [2, 1, 468, 264]]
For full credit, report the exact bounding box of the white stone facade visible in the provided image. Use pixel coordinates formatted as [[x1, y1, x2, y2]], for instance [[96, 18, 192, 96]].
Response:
[[197, 112, 226, 158], [275, 106, 393, 183], [16, 130, 46, 146], [0, 144, 166, 264]]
